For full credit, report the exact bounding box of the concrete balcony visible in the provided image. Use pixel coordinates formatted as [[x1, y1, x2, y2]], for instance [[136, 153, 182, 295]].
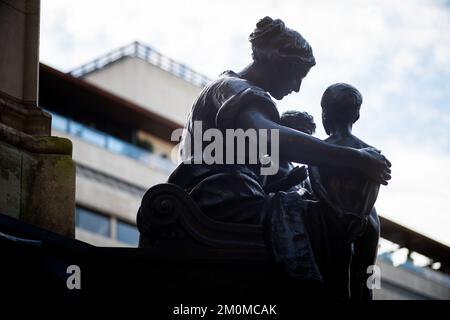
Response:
[[52, 126, 170, 189]]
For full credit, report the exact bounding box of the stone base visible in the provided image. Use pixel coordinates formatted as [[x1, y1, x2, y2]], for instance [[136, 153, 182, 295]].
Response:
[[0, 123, 75, 237], [0, 91, 51, 136]]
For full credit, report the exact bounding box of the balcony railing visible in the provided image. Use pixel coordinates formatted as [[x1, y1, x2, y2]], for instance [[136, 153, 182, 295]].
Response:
[[51, 112, 176, 173], [69, 41, 211, 88]]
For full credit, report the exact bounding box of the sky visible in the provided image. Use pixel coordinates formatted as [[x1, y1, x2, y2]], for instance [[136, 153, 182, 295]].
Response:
[[40, 0, 450, 246]]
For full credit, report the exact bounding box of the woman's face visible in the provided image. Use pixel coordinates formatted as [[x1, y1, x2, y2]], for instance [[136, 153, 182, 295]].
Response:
[[267, 61, 310, 100]]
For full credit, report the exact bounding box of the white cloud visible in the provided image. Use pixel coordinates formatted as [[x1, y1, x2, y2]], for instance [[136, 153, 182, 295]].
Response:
[[40, 0, 450, 245], [376, 139, 450, 246]]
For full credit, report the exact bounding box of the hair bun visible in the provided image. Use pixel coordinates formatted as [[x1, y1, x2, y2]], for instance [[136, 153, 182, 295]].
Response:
[[256, 16, 274, 29], [249, 16, 285, 43]]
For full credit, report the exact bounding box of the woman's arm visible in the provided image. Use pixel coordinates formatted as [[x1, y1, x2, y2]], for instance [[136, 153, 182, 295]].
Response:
[[236, 107, 391, 185]]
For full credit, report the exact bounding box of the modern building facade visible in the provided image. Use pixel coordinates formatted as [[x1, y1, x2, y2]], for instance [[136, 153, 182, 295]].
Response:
[[39, 42, 450, 300], [39, 42, 207, 246]]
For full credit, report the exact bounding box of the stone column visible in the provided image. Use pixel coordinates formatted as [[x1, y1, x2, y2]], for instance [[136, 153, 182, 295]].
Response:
[[0, 0, 75, 237], [0, 0, 50, 135]]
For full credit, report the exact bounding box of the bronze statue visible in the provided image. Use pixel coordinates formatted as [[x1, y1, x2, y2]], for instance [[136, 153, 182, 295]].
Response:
[[262, 111, 315, 194], [167, 16, 391, 299], [307, 83, 382, 299]]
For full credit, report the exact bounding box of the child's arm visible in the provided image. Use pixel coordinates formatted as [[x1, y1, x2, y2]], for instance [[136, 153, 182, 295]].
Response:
[[264, 166, 308, 193]]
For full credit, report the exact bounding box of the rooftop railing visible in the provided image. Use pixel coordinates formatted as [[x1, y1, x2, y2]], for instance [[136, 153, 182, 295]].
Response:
[[69, 41, 211, 87]]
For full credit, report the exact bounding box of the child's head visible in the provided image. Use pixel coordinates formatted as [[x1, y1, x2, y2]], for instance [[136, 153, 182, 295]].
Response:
[[280, 110, 316, 135], [321, 83, 362, 135]]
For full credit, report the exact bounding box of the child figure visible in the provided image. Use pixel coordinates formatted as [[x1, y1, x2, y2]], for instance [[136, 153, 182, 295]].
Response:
[[309, 83, 381, 240], [308, 83, 382, 299], [263, 110, 316, 194]]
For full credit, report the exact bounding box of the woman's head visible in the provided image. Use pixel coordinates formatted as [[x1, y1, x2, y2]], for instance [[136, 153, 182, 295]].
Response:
[[249, 17, 316, 99]]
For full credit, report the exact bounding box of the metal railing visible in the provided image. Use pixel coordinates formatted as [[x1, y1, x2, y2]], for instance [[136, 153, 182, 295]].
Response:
[[51, 111, 176, 173], [69, 41, 211, 87]]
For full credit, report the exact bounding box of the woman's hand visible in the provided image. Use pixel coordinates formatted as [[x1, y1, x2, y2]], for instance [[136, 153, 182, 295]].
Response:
[[357, 147, 392, 185], [236, 107, 392, 183]]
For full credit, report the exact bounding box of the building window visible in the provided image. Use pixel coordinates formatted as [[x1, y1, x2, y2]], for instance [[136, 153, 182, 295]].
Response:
[[76, 207, 110, 237], [117, 220, 139, 246]]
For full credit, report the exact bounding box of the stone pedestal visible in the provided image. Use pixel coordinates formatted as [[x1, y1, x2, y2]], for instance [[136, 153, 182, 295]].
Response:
[[0, 124, 75, 237], [0, 0, 75, 236]]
